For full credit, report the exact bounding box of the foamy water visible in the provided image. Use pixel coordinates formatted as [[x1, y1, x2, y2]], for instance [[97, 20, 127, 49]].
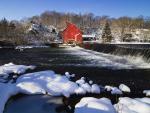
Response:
[[64, 47, 150, 69]]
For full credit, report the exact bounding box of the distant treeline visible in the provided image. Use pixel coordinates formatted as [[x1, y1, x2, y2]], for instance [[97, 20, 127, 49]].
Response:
[[0, 11, 150, 45]]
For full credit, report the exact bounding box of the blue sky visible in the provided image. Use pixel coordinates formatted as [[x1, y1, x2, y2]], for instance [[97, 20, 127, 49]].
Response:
[[0, 0, 150, 20]]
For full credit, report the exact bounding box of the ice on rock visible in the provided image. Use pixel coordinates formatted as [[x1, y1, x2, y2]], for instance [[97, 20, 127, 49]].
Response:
[[114, 97, 150, 113], [75, 97, 116, 113], [143, 90, 150, 96], [91, 84, 100, 94], [119, 84, 131, 93]]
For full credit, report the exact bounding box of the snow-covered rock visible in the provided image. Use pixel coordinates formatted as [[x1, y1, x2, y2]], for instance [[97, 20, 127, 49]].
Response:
[[81, 83, 91, 93], [75, 97, 116, 113], [0, 63, 35, 75], [65, 72, 75, 78], [143, 90, 150, 96], [16, 71, 79, 97], [105, 85, 122, 95], [76, 78, 85, 85], [0, 83, 19, 113], [114, 97, 150, 113], [119, 84, 131, 93], [75, 87, 86, 95], [91, 84, 100, 94], [0, 63, 36, 79], [111, 87, 122, 95], [89, 80, 93, 85]]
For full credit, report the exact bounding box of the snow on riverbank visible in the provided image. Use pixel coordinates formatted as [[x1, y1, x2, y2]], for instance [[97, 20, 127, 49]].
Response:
[[0, 63, 35, 80]]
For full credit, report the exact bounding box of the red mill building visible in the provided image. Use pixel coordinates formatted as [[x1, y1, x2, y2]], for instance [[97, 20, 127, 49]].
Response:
[[62, 22, 83, 44]]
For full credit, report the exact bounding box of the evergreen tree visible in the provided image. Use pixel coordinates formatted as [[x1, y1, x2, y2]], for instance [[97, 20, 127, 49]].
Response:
[[101, 22, 113, 43]]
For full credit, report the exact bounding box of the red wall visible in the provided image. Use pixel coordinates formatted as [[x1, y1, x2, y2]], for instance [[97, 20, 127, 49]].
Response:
[[62, 22, 82, 44]]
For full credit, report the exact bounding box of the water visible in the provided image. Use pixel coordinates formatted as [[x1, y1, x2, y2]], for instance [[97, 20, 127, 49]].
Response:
[[4, 95, 68, 113]]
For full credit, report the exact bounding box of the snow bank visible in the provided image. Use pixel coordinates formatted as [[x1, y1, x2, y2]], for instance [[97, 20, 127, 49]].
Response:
[[119, 84, 131, 93], [75, 97, 116, 113], [0, 83, 19, 113], [114, 97, 150, 113], [0, 63, 35, 75], [143, 90, 150, 96]]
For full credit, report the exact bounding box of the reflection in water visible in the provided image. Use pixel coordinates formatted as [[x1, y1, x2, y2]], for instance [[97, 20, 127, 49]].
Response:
[[4, 95, 71, 113]]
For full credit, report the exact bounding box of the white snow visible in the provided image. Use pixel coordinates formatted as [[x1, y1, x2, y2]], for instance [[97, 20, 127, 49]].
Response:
[[143, 90, 150, 96], [80, 83, 91, 93], [0, 63, 36, 79], [76, 78, 85, 85], [0, 63, 35, 75], [119, 84, 131, 93], [0, 83, 19, 113], [75, 97, 116, 113], [105, 86, 122, 95], [15, 45, 49, 50], [16, 71, 79, 97], [75, 87, 86, 95], [91, 84, 100, 94], [114, 97, 150, 113], [65, 72, 75, 78]]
